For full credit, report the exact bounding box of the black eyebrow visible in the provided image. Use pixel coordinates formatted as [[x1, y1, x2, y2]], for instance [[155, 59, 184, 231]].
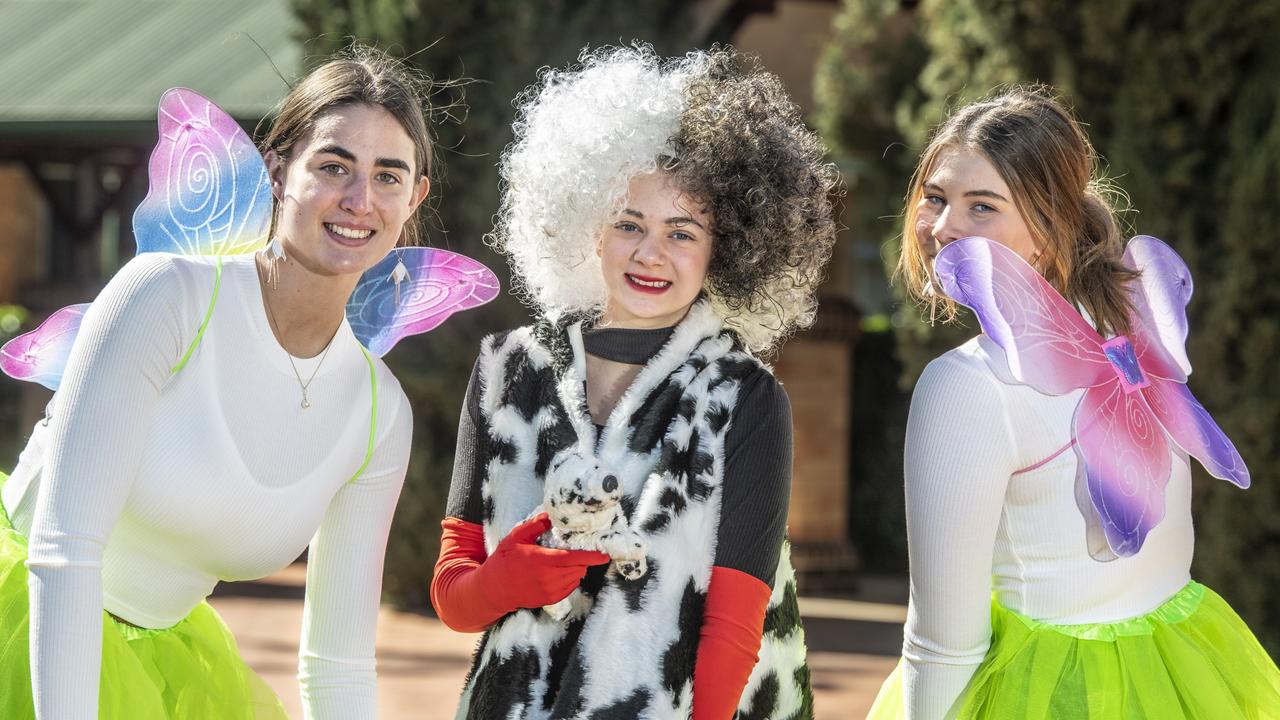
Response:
[[315, 144, 411, 173], [375, 157, 412, 172], [316, 144, 356, 161]]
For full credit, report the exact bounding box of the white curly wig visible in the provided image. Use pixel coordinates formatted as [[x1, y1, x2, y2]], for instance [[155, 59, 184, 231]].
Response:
[[491, 44, 839, 355], [493, 45, 699, 313]]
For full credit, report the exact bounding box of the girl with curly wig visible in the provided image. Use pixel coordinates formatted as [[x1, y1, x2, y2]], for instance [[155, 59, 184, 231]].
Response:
[[868, 87, 1280, 718], [430, 45, 838, 719]]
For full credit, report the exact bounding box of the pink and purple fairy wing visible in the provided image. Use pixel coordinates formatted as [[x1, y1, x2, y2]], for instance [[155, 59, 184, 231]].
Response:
[[937, 235, 1249, 560], [1072, 383, 1172, 558], [131, 87, 271, 257], [934, 237, 1113, 394], [938, 236, 1175, 559], [1124, 235, 1249, 486], [1143, 378, 1249, 488], [1123, 235, 1192, 381], [346, 247, 500, 357], [0, 304, 90, 391]]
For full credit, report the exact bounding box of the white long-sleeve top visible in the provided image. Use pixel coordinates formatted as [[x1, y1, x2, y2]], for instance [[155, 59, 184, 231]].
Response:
[[901, 335, 1193, 719], [1, 252, 413, 720]]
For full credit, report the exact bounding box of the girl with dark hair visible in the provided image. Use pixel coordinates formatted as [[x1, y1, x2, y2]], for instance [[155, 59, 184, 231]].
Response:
[[430, 45, 838, 720], [0, 46, 472, 718], [869, 87, 1280, 718]]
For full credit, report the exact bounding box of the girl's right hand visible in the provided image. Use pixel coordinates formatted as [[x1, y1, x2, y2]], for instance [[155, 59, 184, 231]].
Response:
[[478, 513, 610, 612]]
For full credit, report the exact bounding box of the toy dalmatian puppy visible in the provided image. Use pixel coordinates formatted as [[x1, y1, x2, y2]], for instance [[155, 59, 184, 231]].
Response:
[[538, 447, 648, 619]]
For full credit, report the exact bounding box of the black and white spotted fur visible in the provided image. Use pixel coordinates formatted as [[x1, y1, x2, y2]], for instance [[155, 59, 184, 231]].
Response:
[[456, 300, 812, 720]]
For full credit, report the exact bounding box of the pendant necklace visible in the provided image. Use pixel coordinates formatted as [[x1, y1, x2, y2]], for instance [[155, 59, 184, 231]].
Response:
[[257, 257, 334, 409]]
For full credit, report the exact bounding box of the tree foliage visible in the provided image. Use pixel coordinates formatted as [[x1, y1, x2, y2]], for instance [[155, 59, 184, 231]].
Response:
[[817, 0, 1280, 650]]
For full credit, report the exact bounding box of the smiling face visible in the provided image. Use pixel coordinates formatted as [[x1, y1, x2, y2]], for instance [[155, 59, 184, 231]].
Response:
[[597, 171, 714, 329], [265, 103, 430, 278], [915, 148, 1038, 265]]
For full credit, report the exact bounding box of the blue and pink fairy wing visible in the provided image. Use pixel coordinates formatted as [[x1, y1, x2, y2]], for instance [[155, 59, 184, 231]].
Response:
[[346, 247, 500, 357], [934, 236, 1113, 394], [132, 87, 272, 256], [0, 304, 90, 391], [2, 88, 271, 391]]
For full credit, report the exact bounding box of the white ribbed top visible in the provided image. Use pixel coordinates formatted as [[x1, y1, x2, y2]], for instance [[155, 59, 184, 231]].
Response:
[[1, 253, 412, 720], [901, 335, 1193, 719]]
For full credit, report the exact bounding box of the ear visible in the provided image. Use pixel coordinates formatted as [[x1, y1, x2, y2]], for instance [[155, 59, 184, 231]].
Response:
[[594, 232, 604, 259], [264, 150, 286, 200], [409, 176, 430, 211]]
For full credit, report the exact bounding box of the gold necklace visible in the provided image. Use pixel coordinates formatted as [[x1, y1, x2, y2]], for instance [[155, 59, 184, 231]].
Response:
[[256, 257, 335, 410]]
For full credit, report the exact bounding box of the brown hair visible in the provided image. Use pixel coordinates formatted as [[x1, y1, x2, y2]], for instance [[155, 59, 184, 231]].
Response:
[[260, 45, 434, 245], [898, 86, 1137, 335]]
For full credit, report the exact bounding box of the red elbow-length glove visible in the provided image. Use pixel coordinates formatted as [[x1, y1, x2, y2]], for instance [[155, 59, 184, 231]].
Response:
[[693, 566, 773, 720], [430, 513, 609, 632]]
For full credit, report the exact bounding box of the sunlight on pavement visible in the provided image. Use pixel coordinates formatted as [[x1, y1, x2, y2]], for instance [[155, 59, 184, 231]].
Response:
[[211, 565, 900, 718]]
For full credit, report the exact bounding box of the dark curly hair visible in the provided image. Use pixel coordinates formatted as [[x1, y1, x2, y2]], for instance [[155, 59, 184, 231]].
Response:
[[667, 48, 840, 353]]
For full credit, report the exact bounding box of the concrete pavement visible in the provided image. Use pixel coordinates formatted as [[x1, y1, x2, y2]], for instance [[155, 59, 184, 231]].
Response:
[[210, 565, 900, 719]]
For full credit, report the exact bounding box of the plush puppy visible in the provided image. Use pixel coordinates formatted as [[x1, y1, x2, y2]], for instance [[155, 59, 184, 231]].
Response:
[[538, 448, 648, 619]]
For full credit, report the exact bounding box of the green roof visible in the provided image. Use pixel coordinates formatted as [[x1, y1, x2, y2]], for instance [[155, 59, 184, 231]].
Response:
[[0, 0, 303, 123]]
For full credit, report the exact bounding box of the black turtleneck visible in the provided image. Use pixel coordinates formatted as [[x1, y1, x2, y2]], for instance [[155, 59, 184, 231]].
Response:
[[446, 325, 792, 585], [581, 325, 675, 364]]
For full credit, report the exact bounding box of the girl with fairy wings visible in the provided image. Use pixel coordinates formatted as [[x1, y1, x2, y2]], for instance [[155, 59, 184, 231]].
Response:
[[0, 47, 496, 719], [429, 46, 838, 720], [867, 87, 1280, 719]]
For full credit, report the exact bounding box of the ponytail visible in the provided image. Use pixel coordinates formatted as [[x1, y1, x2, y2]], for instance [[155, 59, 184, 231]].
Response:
[[1052, 186, 1139, 337]]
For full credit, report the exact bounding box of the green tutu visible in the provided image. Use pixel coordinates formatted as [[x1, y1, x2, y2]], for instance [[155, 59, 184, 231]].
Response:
[[0, 475, 286, 719], [868, 581, 1280, 719]]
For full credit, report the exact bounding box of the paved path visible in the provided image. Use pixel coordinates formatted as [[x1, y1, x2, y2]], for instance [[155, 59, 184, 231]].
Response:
[[211, 565, 900, 719]]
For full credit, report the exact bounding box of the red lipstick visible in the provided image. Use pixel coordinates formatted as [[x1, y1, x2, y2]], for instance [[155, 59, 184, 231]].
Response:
[[625, 273, 671, 295]]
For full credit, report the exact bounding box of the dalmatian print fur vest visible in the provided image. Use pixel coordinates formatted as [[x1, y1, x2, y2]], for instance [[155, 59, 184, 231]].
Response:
[[456, 300, 813, 720]]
